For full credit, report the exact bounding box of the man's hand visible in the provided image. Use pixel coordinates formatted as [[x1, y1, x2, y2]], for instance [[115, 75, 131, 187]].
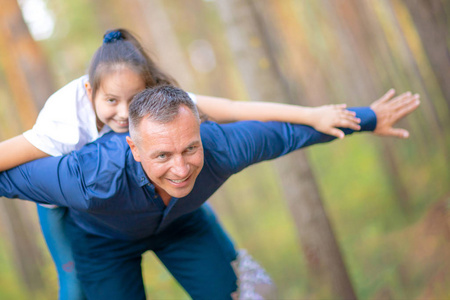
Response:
[[370, 89, 420, 138]]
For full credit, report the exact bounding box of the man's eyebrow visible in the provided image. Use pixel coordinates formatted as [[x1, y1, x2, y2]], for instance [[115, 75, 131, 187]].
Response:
[[148, 139, 201, 157], [186, 140, 201, 148]]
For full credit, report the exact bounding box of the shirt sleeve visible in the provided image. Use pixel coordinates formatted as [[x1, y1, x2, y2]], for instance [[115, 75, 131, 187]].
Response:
[[202, 107, 376, 176], [0, 155, 88, 210], [0, 132, 131, 211], [22, 76, 92, 156], [187, 92, 197, 104]]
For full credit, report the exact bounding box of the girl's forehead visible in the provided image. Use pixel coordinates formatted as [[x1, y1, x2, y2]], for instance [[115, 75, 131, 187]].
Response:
[[99, 68, 146, 91]]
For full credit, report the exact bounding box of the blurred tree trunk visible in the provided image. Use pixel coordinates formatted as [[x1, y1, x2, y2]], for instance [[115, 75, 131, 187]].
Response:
[[267, 1, 332, 107], [0, 201, 45, 294], [132, 0, 196, 90], [92, 0, 196, 90], [320, 0, 414, 214], [319, 0, 380, 104], [0, 0, 54, 116], [388, 0, 449, 161], [216, 0, 357, 299], [91, 0, 121, 30], [401, 0, 450, 110], [172, 0, 236, 97], [376, 0, 445, 139], [0, 2, 51, 127], [0, 0, 55, 294]]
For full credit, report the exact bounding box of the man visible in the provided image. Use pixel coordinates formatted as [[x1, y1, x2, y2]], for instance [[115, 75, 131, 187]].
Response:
[[0, 85, 419, 299]]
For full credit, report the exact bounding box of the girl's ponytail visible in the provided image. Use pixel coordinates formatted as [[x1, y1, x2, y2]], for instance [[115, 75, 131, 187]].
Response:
[[88, 28, 177, 99]]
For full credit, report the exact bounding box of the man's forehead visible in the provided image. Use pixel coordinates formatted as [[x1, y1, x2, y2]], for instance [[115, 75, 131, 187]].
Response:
[[144, 106, 198, 126], [141, 115, 200, 135], [139, 110, 201, 150]]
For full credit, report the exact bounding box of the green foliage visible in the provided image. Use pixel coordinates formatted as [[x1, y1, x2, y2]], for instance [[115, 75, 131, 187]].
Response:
[[142, 253, 189, 299], [0, 239, 27, 300]]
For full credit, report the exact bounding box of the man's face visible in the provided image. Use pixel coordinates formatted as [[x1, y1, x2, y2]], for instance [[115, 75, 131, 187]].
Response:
[[127, 106, 204, 202]]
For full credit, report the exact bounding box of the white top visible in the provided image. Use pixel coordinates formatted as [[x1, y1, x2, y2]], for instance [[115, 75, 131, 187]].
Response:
[[23, 75, 197, 157]]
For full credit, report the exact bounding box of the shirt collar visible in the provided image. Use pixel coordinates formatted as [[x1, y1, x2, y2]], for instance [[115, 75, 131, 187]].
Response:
[[98, 124, 112, 137], [135, 162, 154, 189]]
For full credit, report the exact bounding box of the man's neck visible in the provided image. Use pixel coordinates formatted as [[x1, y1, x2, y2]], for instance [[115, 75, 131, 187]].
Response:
[[155, 187, 171, 206]]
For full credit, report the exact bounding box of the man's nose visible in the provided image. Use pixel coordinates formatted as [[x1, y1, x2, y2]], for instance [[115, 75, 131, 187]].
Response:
[[171, 156, 189, 178]]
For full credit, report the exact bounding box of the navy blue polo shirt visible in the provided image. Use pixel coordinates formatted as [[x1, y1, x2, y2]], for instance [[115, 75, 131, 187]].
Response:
[[0, 108, 376, 240]]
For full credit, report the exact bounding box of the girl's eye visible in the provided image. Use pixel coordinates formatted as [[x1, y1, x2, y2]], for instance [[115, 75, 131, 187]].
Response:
[[107, 98, 117, 104]]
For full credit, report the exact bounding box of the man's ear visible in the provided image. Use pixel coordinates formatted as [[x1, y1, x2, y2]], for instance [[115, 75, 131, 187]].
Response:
[[85, 82, 93, 103], [126, 136, 141, 162]]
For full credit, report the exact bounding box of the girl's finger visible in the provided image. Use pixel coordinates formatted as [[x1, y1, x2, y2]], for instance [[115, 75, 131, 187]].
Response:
[[341, 110, 357, 117], [334, 103, 347, 109], [335, 119, 361, 131], [327, 128, 345, 139]]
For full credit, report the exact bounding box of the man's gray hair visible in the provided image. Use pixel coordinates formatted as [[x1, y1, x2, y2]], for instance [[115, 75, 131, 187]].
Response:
[[129, 85, 200, 143]]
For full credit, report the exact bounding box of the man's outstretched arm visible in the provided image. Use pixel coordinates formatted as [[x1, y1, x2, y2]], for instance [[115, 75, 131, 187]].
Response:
[[206, 90, 420, 175]]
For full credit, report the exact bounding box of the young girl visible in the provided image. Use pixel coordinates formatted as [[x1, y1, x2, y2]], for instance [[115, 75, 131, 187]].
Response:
[[0, 29, 360, 299]]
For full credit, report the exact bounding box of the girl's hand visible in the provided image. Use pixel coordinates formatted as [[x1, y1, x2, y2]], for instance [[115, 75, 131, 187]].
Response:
[[309, 104, 361, 139]]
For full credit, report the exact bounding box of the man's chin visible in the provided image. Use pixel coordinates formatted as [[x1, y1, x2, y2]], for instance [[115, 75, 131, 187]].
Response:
[[169, 186, 194, 199]]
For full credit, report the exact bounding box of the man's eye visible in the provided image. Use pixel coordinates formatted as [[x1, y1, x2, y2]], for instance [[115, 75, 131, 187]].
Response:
[[158, 154, 166, 159]]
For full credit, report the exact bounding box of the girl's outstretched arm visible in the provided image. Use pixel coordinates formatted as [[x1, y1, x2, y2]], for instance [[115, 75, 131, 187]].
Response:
[[0, 135, 49, 172], [195, 95, 361, 139]]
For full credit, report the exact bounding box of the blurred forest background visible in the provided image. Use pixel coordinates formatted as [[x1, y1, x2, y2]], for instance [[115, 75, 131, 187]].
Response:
[[0, 0, 449, 299]]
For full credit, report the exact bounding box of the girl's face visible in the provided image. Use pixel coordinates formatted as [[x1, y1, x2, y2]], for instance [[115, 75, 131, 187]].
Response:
[[86, 67, 146, 133]]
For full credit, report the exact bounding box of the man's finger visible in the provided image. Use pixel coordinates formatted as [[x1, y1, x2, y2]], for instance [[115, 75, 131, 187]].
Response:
[[390, 92, 416, 111], [394, 97, 420, 120], [387, 128, 410, 139], [377, 88, 396, 104]]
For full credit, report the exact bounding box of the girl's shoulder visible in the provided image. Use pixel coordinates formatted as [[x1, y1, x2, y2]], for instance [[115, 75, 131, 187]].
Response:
[[45, 75, 90, 108], [23, 75, 98, 156]]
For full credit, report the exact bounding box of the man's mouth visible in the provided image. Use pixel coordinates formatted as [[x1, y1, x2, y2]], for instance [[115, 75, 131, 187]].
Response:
[[168, 176, 190, 184]]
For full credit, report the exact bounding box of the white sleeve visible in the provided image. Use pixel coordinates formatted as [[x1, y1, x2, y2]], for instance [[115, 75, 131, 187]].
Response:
[[187, 92, 197, 104], [23, 76, 94, 156]]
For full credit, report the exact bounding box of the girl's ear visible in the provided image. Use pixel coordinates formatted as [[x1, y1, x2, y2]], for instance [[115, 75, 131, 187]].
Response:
[[85, 82, 93, 103]]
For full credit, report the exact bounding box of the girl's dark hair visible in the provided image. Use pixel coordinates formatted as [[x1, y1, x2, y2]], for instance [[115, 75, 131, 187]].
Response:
[[88, 28, 177, 99]]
